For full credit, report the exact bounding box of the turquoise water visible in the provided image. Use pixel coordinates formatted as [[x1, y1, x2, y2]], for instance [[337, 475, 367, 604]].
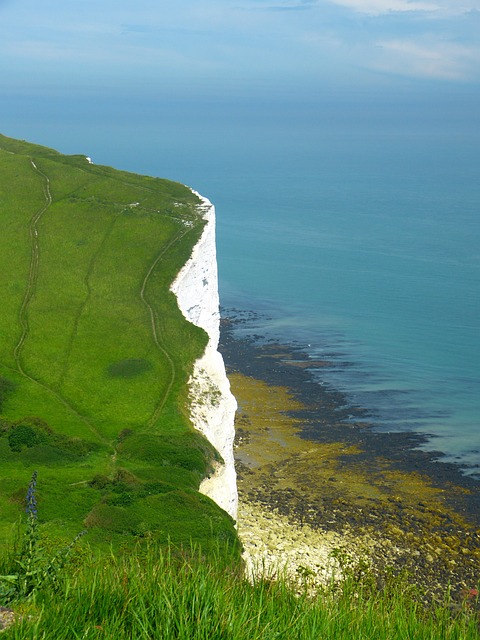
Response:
[[213, 124, 480, 473], [3, 90, 480, 474]]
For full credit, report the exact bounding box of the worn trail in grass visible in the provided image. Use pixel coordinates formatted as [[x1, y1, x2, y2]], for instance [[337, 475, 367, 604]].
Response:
[[13, 159, 52, 374], [0, 134, 238, 559], [9, 159, 106, 447]]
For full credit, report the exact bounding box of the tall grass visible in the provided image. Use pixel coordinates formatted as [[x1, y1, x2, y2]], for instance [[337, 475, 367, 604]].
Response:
[[2, 543, 479, 639]]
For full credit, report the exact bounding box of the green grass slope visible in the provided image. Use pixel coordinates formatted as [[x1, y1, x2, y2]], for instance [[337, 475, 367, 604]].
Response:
[[0, 134, 238, 558]]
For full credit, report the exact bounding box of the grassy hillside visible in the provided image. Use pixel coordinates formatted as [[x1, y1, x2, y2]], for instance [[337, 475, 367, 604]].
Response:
[[0, 134, 238, 558], [1, 135, 478, 638]]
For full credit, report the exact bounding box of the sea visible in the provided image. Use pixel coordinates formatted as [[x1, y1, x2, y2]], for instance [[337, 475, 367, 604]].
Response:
[[2, 85, 480, 477]]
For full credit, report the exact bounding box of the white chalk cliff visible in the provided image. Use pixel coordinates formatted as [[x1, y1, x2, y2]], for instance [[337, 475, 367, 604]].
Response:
[[170, 192, 238, 521]]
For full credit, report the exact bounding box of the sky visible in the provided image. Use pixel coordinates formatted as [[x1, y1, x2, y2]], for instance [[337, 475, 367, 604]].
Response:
[[1, 0, 480, 105]]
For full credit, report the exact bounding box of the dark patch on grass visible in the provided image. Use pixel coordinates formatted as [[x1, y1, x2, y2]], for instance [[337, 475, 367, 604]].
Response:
[[0, 376, 15, 412], [107, 358, 153, 378]]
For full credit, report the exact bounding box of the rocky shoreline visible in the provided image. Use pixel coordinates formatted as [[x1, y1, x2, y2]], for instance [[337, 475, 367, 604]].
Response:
[[220, 314, 480, 600]]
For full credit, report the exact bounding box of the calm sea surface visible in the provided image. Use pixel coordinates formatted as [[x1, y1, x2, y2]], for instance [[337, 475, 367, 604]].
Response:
[[3, 90, 480, 475]]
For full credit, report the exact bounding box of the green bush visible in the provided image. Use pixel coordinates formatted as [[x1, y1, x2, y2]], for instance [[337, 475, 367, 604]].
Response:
[[2, 418, 97, 462], [8, 425, 47, 453]]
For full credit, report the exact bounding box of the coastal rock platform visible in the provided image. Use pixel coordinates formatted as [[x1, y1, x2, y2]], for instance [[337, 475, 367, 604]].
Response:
[[220, 315, 480, 599]]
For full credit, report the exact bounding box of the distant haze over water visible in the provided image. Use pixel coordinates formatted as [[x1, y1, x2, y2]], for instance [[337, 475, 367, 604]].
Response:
[[4, 86, 480, 476]]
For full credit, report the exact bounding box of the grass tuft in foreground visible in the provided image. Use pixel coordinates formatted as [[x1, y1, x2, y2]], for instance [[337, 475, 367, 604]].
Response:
[[0, 542, 478, 639]]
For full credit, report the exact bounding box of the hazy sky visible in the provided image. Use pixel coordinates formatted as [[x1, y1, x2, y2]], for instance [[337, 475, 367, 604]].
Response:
[[1, 0, 479, 101]]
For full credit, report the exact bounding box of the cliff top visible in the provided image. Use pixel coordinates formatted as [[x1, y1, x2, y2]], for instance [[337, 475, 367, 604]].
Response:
[[0, 134, 238, 559]]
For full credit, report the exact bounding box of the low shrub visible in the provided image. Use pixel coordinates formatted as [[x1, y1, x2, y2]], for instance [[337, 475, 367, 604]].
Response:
[[119, 431, 220, 478], [0, 417, 98, 462], [8, 425, 47, 453]]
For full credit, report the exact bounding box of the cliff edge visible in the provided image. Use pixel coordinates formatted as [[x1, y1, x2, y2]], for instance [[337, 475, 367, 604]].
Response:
[[170, 192, 238, 520]]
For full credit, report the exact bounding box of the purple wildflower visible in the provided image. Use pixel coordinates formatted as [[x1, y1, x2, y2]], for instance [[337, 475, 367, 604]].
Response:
[[25, 471, 38, 520]]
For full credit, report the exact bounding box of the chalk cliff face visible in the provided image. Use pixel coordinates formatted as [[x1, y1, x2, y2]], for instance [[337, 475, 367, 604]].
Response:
[[170, 192, 238, 521]]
